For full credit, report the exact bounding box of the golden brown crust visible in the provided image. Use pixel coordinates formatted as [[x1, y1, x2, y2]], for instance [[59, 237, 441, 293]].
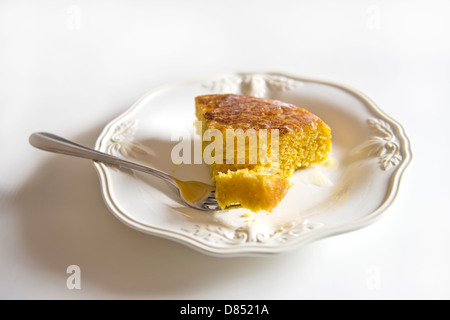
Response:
[[195, 94, 321, 135]]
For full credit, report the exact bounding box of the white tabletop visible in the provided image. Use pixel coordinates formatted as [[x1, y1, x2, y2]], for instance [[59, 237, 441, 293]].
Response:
[[1, 0, 449, 300]]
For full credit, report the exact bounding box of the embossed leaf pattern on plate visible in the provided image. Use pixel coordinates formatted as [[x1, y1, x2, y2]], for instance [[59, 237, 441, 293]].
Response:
[[356, 118, 402, 170], [204, 73, 301, 97], [105, 119, 148, 158], [183, 220, 323, 245]]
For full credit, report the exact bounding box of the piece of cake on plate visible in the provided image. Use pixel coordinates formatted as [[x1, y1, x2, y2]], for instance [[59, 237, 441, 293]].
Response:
[[195, 94, 331, 212]]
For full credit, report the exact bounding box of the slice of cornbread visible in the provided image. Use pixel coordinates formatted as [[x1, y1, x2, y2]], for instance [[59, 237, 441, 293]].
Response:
[[195, 94, 331, 212]]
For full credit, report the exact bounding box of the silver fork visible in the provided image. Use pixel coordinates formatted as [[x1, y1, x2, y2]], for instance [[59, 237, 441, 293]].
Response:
[[29, 132, 222, 211]]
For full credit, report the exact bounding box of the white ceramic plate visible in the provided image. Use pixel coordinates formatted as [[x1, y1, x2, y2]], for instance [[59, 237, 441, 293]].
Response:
[[94, 72, 412, 257]]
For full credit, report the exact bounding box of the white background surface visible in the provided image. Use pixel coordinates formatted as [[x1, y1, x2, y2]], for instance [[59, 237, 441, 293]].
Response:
[[1, 0, 449, 300]]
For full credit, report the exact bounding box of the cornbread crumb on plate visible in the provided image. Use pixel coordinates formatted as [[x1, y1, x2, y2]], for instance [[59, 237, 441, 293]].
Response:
[[195, 94, 332, 212]]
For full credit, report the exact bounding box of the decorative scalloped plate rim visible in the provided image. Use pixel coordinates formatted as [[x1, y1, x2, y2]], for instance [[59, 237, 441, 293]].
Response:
[[93, 71, 412, 257]]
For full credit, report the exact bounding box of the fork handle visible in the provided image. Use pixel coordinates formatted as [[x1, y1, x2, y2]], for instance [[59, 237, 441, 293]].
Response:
[[29, 132, 178, 187]]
